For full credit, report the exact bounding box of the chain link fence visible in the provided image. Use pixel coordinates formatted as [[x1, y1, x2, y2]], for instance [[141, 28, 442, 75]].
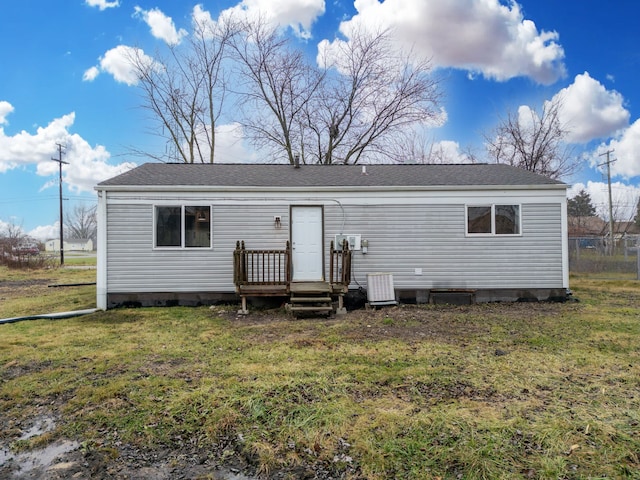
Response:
[[569, 235, 640, 279]]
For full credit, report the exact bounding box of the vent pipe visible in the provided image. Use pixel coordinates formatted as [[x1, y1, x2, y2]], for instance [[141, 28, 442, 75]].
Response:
[[361, 165, 367, 175], [294, 154, 300, 168]]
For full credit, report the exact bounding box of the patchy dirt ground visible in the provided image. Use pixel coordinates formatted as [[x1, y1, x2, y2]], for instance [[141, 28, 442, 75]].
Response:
[[0, 278, 50, 302], [0, 409, 258, 480], [1, 299, 577, 480], [222, 299, 575, 346]]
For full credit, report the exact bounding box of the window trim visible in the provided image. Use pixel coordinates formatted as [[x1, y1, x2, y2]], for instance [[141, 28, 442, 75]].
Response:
[[153, 204, 212, 249], [465, 204, 521, 237]]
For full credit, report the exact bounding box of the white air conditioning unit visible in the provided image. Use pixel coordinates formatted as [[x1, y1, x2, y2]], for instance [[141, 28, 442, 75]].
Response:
[[367, 273, 397, 306]]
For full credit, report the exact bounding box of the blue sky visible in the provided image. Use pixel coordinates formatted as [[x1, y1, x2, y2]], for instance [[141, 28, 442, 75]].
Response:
[[1, 0, 639, 240]]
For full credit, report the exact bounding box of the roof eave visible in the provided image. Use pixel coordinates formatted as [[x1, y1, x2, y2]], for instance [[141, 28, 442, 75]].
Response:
[[95, 183, 567, 193]]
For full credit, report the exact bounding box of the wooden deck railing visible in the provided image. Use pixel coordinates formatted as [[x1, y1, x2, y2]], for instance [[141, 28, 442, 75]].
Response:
[[233, 240, 291, 287], [329, 240, 352, 288], [233, 239, 352, 290]]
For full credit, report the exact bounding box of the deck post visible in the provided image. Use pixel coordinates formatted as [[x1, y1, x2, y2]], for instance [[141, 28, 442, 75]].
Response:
[[238, 295, 248, 315], [285, 240, 292, 285], [336, 293, 347, 315]]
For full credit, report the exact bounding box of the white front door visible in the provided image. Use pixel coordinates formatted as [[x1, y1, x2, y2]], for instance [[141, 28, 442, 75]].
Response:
[[291, 206, 324, 281]]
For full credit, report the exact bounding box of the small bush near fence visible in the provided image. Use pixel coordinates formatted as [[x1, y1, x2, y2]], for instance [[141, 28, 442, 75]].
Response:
[[569, 236, 639, 278], [1, 250, 58, 270]]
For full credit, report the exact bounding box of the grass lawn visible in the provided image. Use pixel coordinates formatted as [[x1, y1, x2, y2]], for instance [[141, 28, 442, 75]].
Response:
[[0, 265, 96, 318], [1, 270, 639, 479]]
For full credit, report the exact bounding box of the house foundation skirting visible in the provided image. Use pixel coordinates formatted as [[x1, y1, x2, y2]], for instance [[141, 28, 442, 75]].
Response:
[[107, 287, 568, 310], [107, 292, 241, 309], [396, 288, 568, 305]]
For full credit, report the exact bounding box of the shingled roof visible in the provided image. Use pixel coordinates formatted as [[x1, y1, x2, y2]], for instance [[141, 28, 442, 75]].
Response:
[[97, 162, 566, 189]]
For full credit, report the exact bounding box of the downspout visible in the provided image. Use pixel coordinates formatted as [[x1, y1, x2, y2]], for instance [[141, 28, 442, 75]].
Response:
[[96, 190, 108, 310]]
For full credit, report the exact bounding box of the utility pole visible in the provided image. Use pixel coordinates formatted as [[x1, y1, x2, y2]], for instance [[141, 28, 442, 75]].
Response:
[[599, 149, 616, 256], [52, 144, 69, 265]]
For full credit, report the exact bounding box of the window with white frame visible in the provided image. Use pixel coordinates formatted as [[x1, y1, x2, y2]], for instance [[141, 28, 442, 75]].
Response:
[[466, 204, 520, 235], [155, 205, 211, 248]]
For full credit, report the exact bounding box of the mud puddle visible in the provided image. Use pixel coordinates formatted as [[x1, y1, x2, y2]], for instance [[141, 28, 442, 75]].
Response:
[[0, 415, 80, 479]]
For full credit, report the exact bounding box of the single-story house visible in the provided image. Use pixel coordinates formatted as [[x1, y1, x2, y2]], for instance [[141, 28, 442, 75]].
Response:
[[95, 163, 569, 311], [45, 238, 94, 252]]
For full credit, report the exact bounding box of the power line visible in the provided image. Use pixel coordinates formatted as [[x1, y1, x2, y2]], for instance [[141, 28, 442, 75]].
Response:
[[0, 195, 93, 205]]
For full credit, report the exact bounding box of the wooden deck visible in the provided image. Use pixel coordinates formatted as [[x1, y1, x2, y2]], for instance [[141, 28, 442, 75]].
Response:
[[234, 241, 351, 315]]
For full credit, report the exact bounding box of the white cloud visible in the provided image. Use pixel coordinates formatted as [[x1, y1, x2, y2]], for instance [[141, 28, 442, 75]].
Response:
[[554, 72, 630, 143], [82, 66, 100, 82], [0, 112, 75, 173], [516, 104, 538, 130], [0, 101, 14, 125], [429, 140, 472, 164], [0, 107, 136, 192], [98, 45, 153, 86], [37, 134, 136, 194], [324, 0, 566, 84], [29, 223, 60, 242], [85, 45, 156, 86], [0, 219, 9, 234], [180, 122, 262, 163], [192, 4, 218, 37], [216, 122, 264, 163], [592, 119, 640, 180], [85, 0, 119, 10], [218, 0, 325, 39], [133, 6, 188, 46], [569, 181, 640, 222]]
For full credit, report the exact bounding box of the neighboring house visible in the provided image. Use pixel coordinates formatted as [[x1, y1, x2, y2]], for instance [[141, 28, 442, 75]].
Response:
[[45, 238, 94, 252], [568, 216, 640, 237], [567, 216, 606, 237], [95, 163, 569, 310]]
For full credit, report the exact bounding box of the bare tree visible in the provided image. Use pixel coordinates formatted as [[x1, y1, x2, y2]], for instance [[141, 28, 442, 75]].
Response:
[[484, 97, 576, 179], [131, 15, 238, 163], [609, 191, 640, 235], [0, 221, 27, 255], [66, 204, 97, 246], [386, 131, 477, 164], [232, 23, 441, 165], [231, 18, 324, 164], [309, 28, 442, 165]]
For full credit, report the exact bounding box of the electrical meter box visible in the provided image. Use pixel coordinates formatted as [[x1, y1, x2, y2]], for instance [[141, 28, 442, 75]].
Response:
[[334, 234, 361, 251]]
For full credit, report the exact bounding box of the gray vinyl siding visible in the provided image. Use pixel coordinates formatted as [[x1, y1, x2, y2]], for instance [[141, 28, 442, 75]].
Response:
[[106, 203, 290, 293], [324, 202, 563, 290], [106, 199, 563, 294]]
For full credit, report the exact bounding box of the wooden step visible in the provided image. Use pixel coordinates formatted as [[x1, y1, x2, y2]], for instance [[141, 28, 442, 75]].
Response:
[[289, 296, 332, 303], [288, 305, 334, 312], [290, 282, 331, 294]]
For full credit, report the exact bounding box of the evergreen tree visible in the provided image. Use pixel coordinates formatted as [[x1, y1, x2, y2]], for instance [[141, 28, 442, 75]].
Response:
[[568, 189, 596, 217]]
